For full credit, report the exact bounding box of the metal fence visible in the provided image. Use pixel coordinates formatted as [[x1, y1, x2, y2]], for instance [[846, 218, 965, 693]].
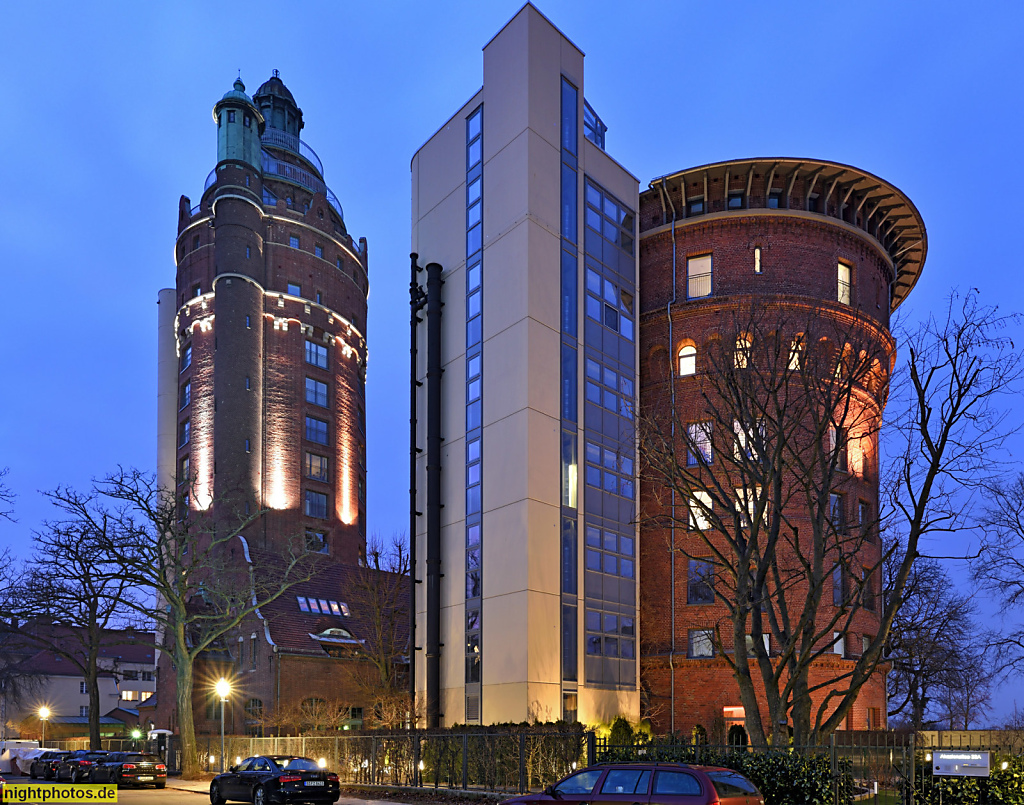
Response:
[[42, 730, 1024, 804]]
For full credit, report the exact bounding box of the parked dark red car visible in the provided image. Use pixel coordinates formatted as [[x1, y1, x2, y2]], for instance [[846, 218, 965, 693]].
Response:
[[500, 763, 764, 805]]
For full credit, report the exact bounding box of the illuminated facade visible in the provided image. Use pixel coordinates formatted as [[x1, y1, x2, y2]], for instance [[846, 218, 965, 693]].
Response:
[[411, 4, 640, 726], [158, 73, 368, 565]]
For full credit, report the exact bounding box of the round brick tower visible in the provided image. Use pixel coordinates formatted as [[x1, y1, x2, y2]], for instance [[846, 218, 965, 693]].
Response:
[[162, 74, 368, 565], [636, 158, 926, 739]]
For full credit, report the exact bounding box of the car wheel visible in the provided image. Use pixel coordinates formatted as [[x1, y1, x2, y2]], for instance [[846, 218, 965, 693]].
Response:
[[71, 770, 80, 784], [253, 785, 267, 805], [29, 768, 37, 779], [210, 781, 226, 805]]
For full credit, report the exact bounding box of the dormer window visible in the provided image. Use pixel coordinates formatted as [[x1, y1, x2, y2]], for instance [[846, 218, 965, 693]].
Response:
[[316, 627, 353, 640]]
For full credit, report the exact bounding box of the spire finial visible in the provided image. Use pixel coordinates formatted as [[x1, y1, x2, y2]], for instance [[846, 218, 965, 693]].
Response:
[[273, 69, 280, 78]]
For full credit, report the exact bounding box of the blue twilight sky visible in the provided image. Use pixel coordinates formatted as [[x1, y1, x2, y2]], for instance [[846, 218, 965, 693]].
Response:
[[1, 0, 1023, 713]]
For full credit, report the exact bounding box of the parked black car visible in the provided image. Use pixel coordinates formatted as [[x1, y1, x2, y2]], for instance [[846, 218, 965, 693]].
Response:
[[88, 753, 167, 788], [29, 752, 71, 780], [55, 751, 109, 783], [210, 756, 340, 805]]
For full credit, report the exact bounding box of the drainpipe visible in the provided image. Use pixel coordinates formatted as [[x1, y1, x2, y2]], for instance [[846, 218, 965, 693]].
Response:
[[424, 260, 444, 729], [662, 177, 679, 735], [409, 254, 427, 727]]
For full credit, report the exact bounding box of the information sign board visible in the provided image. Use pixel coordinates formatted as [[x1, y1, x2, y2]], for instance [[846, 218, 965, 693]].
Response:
[[933, 750, 990, 777]]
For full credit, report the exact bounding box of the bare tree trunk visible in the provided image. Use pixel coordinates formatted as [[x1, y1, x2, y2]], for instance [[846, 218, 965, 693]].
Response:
[[176, 645, 199, 779]]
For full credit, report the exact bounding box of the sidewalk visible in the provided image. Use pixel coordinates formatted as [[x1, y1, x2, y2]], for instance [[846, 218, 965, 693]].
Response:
[[163, 778, 453, 805]]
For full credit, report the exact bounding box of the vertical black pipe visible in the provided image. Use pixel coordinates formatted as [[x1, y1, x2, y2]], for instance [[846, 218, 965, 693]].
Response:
[[424, 261, 444, 729], [409, 253, 424, 727]]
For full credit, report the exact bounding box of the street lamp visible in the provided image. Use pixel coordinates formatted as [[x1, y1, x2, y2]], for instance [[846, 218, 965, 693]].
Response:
[[38, 707, 50, 747], [215, 678, 230, 773]]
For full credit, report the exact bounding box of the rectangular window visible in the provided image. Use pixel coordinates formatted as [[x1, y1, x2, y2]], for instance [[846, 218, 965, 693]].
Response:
[[80, 681, 87, 694], [827, 426, 848, 472], [305, 377, 328, 407], [304, 490, 328, 519], [287, 282, 302, 297], [192, 283, 202, 298], [863, 568, 876, 611], [727, 192, 744, 210], [236, 640, 244, 667], [179, 455, 189, 485], [289, 235, 300, 249], [227, 110, 235, 123], [80, 706, 89, 718], [251, 636, 257, 669], [687, 255, 712, 299], [767, 189, 783, 209], [830, 493, 845, 531], [833, 564, 845, 607], [180, 345, 192, 373], [305, 340, 328, 368], [746, 633, 770, 657], [688, 629, 714, 658], [561, 344, 577, 422], [689, 491, 712, 531], [838, 262, 852, 305], [561, 431, 578, 509], [192, 236, 200, 251], [179, 382, 191, 410], [314, 245, 323, 258], [754, 246, 762, 274], [305, 416, 328, 445], [178, 419, 190, 447], [687, 559, 714, 604], [305, 529, 328, 554], [687, 196, 704, 216], [305, 452, 328, 481], [833, 631, 845, 657], [687, 422, 712, 466], [859, 500, 871, 537]]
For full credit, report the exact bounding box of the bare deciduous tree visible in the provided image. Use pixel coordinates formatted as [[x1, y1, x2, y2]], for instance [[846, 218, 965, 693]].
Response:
[[884, 544, 975, 730], [346, 535, 410, 729], [69, 468, 323, 778], [0, 490, 139, 747], [977, 474, 1024, 674], [639, 291, 1022, 746]]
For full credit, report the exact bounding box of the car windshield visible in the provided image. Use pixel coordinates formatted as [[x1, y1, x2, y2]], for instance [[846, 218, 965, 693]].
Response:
[[271, 757, 320, 771], [707, 771, 759, 796]]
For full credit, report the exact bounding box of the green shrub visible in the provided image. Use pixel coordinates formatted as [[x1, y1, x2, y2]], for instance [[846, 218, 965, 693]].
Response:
[[609, 717, 635, 747]]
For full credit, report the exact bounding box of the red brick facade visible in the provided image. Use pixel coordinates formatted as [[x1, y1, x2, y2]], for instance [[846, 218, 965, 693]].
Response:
[[637, 158, 925, 740], [157, 76, 375, 735]]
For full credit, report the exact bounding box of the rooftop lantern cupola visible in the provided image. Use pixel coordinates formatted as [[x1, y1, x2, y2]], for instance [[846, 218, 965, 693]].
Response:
[[254, 69, 304, 136], [212, 77, 264, 172]]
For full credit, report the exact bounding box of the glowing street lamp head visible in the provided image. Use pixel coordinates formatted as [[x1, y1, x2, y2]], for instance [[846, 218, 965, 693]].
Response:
[[131, 729, 142, 740], [215, 678, 230, 700], [38, 707, 50, 720]]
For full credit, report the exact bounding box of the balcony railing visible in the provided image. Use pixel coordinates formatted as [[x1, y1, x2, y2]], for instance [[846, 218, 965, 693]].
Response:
[[260, 129, 324, 177], [200, 153, 344, 222]]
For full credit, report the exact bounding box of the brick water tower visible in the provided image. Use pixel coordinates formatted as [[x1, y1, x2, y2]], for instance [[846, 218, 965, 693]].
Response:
[[636, 158, 926, 740], [157, 73, 369, 565]]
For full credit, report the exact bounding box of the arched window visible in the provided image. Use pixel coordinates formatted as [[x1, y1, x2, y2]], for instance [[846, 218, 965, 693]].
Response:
[[678, 345, 697, 376], [734, 336, 752, 369], [244, 698, 263, 721]]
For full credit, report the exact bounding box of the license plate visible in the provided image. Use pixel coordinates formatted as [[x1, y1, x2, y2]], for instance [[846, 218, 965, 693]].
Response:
[[138, 776, 154, 781], [304, 781, 324, 786]]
